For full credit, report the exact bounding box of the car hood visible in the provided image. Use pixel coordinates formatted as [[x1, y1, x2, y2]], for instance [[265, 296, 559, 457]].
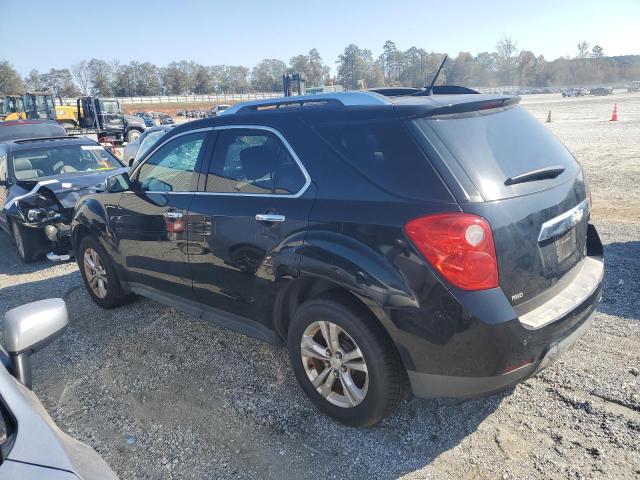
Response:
[[9, 167, 128, 211]]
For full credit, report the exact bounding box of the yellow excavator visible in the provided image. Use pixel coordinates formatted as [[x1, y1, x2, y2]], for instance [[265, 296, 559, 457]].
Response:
[[1, 92, 78, 128]]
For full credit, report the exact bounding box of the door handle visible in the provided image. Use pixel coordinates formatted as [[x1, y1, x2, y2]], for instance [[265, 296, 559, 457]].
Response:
[[164, 211, 183, 220], [255, 213, 285, 223]]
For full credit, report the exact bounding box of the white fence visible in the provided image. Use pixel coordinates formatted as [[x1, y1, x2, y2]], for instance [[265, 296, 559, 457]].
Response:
[[61, 92, 283, 106]]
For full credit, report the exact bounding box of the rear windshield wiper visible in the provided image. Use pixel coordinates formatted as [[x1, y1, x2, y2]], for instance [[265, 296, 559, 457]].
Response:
[[504, 165, 565, 186]]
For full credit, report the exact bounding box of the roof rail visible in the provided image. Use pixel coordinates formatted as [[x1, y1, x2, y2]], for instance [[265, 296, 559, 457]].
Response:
[[223, 91, 391, 115]]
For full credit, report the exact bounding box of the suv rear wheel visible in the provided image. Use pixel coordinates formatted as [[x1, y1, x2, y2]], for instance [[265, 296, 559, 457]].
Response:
[[287, 297, 405, 426], [77, 236, 131, 309]]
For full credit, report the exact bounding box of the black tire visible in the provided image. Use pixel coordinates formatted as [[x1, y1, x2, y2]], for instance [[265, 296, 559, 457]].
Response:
[[77, 235, 130, 309], [11, 221, 42, 263], [126, 129, 142, 143], [287, 295, 406, 427]]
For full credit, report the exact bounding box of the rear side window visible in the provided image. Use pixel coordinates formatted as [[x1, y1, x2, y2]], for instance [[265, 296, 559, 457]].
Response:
[[205, 128, 306, 195], [314, 120, 447, 201], [414, 105, 580, 201]]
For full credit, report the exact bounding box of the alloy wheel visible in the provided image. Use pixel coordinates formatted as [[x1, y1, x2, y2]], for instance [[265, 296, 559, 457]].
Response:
[[83, 248, 108, 298], [300, 320, 369, 408]]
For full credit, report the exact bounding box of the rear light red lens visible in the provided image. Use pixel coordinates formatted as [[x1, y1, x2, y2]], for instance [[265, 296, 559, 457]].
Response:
[[404, 213, 499, 290]]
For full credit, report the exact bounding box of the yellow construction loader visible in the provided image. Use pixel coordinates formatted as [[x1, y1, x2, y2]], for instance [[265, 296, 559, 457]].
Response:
[[1, 92, 78, 128]]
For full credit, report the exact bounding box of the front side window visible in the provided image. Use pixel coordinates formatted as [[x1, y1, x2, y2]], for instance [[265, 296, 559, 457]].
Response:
[[135, 130, 169, 163], [205, 128, 306, 195], [136, 132, 206, 192]]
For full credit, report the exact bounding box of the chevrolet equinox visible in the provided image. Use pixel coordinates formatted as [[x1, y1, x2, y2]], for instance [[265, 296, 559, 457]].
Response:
[[72, 90, 604, 426]]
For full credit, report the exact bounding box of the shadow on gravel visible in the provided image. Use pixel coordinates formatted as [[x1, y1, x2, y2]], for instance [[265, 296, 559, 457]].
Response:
[[599, 240, 639, 322], [0, 271, 81, 311]]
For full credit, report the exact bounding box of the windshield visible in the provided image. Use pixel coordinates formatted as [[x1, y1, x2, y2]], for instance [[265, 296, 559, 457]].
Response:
[[135, 130, 167, 162], [413, 105, 580, 201], [11, 144, 121, 180]]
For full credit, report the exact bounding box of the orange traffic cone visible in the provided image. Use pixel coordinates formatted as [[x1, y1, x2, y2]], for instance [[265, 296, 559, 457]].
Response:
[[610, 104, 618, 121]]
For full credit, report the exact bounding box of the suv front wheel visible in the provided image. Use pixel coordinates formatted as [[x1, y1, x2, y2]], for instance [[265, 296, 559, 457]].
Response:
[[77, 236, 131, 309], [288, 296, 406, 426]]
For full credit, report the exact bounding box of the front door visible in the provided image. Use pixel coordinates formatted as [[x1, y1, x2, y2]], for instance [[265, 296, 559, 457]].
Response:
[[113, 130, 210, 300], [188, 126, 314, 331]]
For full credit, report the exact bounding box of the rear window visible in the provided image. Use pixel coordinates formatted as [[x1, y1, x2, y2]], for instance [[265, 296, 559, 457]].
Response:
[[0, 122, 66, 142], [314, 119, 450, 201], [413, 105, 580, 201]]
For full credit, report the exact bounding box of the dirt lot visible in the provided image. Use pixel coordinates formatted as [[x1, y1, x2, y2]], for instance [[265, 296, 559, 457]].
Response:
[[1, 92, 639, 480]]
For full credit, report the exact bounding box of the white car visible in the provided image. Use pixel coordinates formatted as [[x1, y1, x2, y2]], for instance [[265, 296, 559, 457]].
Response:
[[0, 299, 117, 479]]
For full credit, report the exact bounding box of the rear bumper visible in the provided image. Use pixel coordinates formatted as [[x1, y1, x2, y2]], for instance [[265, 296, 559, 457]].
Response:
[[407, 308, 595, 399]]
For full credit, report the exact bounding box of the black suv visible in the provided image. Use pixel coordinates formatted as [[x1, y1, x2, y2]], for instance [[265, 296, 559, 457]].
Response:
[[71, 91, 604, 426]]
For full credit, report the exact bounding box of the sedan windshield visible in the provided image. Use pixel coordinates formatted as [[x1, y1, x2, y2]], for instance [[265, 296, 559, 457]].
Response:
[[12, 144, 121, 180]]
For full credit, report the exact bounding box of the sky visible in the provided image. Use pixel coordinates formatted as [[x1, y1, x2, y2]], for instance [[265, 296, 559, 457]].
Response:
[[2, 0, 639, 75]]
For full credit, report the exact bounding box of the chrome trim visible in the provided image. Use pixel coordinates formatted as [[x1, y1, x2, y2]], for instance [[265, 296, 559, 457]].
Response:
[[163, 211, 183, 219], [255, 213, 285, 222], [519, 256, 603, 329], [130, 125, 312, 199], [222, 91, 391, 115], [538, 198, 590, 243]]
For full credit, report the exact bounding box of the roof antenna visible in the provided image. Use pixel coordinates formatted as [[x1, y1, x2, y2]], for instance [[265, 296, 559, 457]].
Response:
[[422, 55, 448, 96]]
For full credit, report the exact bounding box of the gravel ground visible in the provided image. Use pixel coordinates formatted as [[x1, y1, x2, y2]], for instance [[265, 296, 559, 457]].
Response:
[[1, 92, 639, 480]]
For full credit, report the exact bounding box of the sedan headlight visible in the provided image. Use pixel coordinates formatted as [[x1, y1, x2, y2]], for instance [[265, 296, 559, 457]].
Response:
[[26, 208, 60, 223], [27, 207, 48, 222]]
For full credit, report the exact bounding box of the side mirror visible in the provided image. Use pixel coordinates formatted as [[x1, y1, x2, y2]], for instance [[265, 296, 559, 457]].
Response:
[[3, 298, 68, 388], [104, 172, 132, 193]]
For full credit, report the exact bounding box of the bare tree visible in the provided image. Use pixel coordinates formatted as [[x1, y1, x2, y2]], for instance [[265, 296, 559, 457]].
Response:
[[71, 60, 90, 94], [577, 41, 591, 59]]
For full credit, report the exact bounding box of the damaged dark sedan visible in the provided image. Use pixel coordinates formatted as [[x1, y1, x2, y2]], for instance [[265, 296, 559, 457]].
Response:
[[0, 136, 125, 262]]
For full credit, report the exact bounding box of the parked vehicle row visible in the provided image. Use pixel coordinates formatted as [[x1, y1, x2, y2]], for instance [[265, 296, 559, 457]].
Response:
[[65, 89, 603, 426]]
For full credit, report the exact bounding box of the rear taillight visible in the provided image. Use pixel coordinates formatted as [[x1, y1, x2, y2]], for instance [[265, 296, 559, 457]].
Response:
[[404, 213, 499, 290]]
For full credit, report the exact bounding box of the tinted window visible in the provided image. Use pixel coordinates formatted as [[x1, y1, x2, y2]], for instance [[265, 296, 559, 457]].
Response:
[[314, 119, 443, 201], [205, 128, 305, 195], [136, 132, 205, 192], [413, 105, 580, 201]]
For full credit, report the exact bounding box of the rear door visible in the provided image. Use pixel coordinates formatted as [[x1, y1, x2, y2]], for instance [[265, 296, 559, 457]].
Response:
[[412, 105, 589, 309], [187, 125, 314, 332], [113, 129, 210, 300]]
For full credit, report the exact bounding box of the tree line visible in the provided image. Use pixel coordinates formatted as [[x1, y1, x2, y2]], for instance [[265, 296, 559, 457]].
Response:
[[1, 38, 639, 97]]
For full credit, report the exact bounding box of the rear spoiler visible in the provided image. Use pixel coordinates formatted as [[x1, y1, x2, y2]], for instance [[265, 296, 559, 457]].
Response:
[[422, 96, 521, 117], [369, 85, 480, 97]]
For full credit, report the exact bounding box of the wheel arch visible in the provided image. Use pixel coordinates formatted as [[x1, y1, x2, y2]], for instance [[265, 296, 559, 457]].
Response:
[[72, 197, 111, 256], [273, 276, 410, 372]]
